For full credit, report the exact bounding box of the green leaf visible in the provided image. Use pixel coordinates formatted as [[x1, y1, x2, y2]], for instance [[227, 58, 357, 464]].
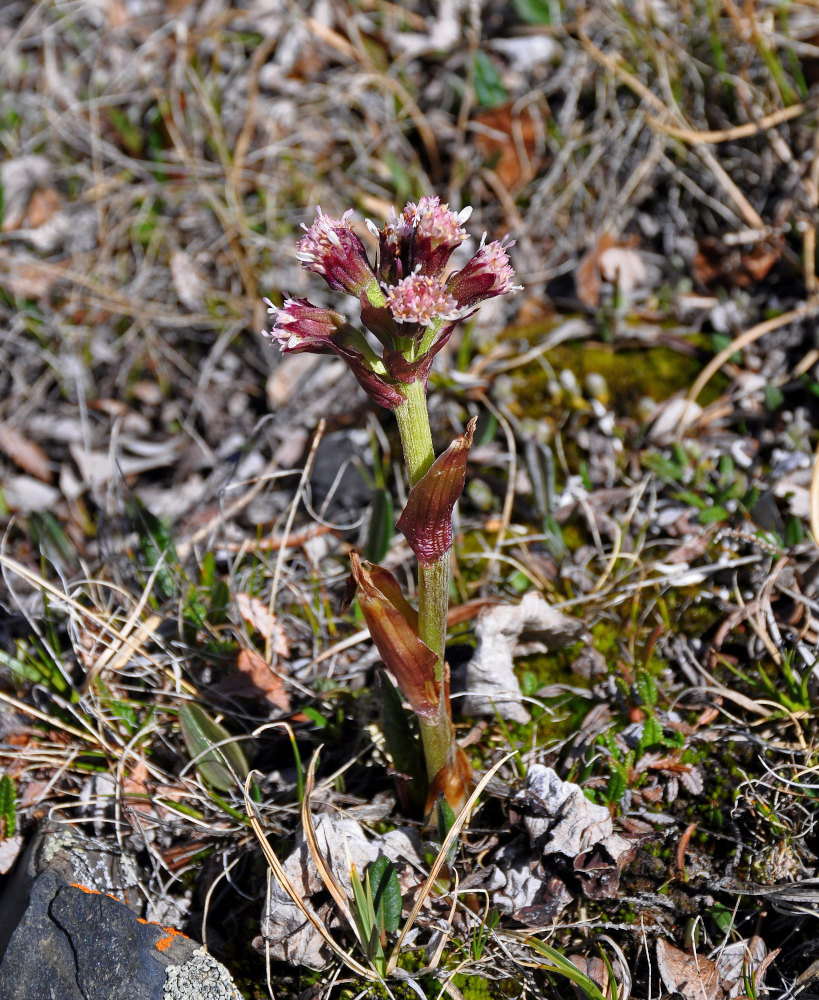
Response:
[[178, 703, 249, 792], [350, 861, 376, 943], [301, 706, 329, 729], [638, 714, 664, 753], [473, 50, 507, 108], [698, 504, 730, 525], [376, 674, 426, 808], [635, 671, 658, 707], [365, 488, 394, 563], [0, 775, 16, 837], [785, 515, 804, 547], [1, 643, 69, 695], [525, 939, 608, 1000], [512, 0, 552, 24], [209, 579, 231, 626], [436, 794, 459, 865], [604, 763, 628, 806], [368, 855, 402, 933]]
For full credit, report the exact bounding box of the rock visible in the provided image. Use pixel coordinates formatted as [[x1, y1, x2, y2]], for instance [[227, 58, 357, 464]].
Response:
[[0, 819, 241, 1000]]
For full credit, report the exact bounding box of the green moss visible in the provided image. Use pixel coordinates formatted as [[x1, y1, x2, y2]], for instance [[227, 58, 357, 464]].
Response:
[[491, 323, 727, 421]]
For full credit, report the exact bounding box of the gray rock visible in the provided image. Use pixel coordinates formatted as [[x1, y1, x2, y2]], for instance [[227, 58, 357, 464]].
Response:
[[0, 819, 242, 1000]]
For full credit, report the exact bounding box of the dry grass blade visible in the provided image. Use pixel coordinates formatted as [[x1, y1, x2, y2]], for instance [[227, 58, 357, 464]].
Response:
[[0, 552, 173, 680], [0, 688, 96, 743], [811, 436, 819, 551], [647, 101, 811, 144], [301, 749, 360, 934], [386, 751, 517, 975], [243, 771, 377, 981]]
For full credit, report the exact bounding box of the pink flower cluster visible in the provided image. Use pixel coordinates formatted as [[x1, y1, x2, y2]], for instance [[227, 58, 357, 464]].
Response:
[[263, 197, 520, 408]]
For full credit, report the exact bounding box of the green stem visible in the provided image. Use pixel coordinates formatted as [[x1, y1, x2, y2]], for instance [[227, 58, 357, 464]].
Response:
[[394, 379, 435, 487], [394, 380, 454, 784]]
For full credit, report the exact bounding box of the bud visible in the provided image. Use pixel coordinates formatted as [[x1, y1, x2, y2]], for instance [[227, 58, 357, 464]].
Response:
[[263, 297, 404, 410], [297, 208, 379, 297], [401, 196, 471, 277], [446, 235, 520, 309], [263, 296, 349, 352]]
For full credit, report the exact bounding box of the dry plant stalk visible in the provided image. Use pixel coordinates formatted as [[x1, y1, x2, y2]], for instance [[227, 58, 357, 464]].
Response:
[[263, 199, 519, 811]]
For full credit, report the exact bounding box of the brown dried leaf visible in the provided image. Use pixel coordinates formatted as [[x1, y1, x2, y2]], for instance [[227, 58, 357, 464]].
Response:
[[236, 593, 290, 655], [397, 417, 476, 566], [656, 939, 723, 1000], [575, 232, 616, 307], [348, 553, 439, 720], [694, 235, 783, 288], [0, 423, 52, 482], [26, 188, 62, 229], [473, 102, 543, 189], [576, 232, 645, 307], [0, 835, 24, 875], [235, 647, 291, 712]]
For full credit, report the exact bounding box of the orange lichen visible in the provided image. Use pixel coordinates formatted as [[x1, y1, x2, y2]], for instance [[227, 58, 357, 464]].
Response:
[[69, 883, 120, 902], [68, 884, 188, 951], [137, 917, 189, 950]]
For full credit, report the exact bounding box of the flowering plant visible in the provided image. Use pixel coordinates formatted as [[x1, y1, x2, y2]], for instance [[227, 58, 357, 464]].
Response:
[[264, 197, 519, 811]]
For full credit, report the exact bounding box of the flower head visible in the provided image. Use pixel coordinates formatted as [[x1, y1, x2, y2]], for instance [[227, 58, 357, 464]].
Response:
[[262, 296, 349, 352], [401, 196, 472, 253], [385, 273, 461, 329], [264, 202, 520, 408], [297, 207, 378, 297], [446, 235, 521, 309], [374, 197, 472, 282]]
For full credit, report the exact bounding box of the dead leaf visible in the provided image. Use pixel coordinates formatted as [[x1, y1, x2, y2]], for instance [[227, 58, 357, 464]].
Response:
[[0, 835, 24, 875], [236, 594, 290, 655], [235, 647, 291, 711], [694, 234, 783, 289], [2, 475, 61, 513], [0, 250, 65, 298], [259, 813, 423, 970], [656, 939, 723, 1000], [715, 937, 768, 998], [576, 232, 646, 307], [473, 102, 544, 189], [0, 423, 52, 482], [599, 244, 649, 295], [170, 249, 206, 312], [463, 592, 588, 723], [569, 955, 611, 995], [647, 395, 703, 442], [1, 155, 51, 230], [25, 187, 62, 229], [519, 764, 615, 855]]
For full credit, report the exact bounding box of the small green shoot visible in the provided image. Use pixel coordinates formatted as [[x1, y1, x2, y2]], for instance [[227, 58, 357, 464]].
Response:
[[0, 775, 16, 838], [525, 938, 610, 1000], [471, 905, 499, 961], [350, 855, 402, 975]]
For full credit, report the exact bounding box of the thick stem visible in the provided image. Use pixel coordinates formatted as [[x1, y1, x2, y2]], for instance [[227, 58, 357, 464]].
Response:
[[394, 381, 455, 785], [394, 379, 435, 487]]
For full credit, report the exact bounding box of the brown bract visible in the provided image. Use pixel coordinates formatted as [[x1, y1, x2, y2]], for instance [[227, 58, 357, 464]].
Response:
[[348, 552, 439, 719], [396, 417, 477, 566]]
